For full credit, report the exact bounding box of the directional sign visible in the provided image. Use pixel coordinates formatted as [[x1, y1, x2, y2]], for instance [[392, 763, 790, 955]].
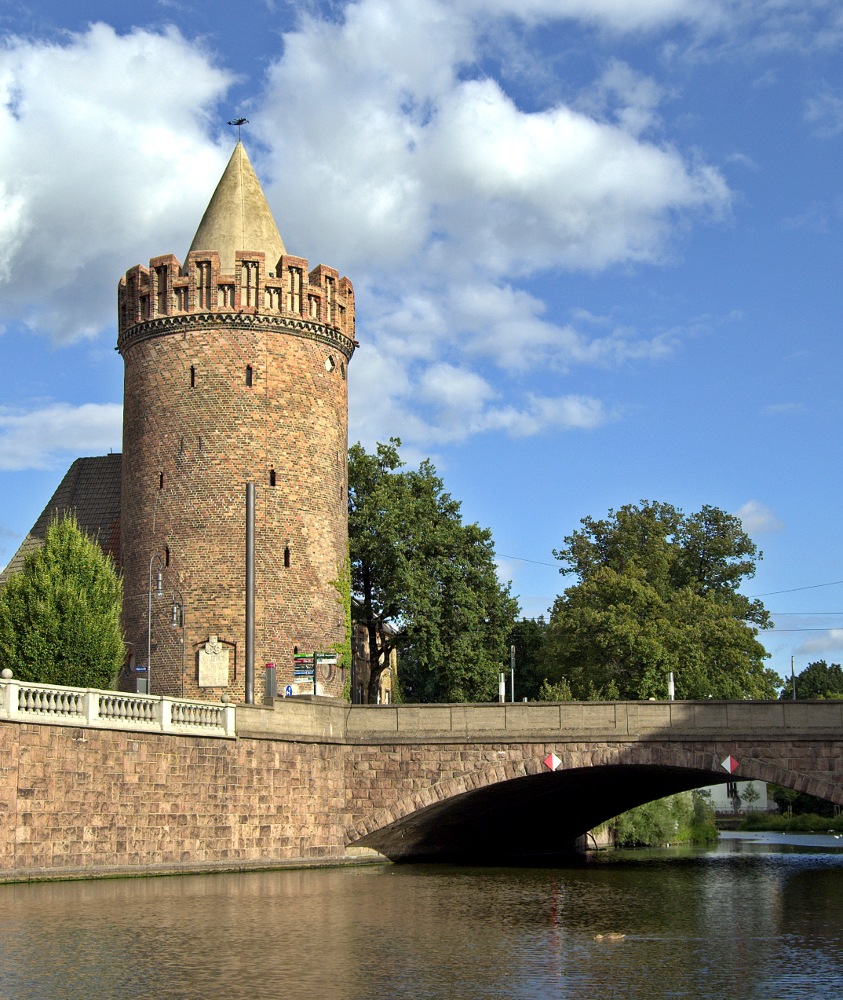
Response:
[[721, 755, 740, 774], [285, 685, 293, 697]]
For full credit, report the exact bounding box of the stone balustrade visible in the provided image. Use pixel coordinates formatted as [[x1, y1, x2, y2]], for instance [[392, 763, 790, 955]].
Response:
[[0, 677, 235, 738]]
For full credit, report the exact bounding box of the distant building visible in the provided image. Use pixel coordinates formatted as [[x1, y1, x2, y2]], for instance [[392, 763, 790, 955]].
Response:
[[351, 609, 398, 704], [703, 779, 773, 814]]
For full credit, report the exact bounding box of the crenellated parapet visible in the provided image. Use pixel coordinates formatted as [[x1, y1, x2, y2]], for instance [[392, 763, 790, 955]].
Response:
[[117, 249, 356, 357]]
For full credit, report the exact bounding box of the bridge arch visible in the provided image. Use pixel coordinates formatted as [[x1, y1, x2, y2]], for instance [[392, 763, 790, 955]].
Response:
[[347, 742, 843, 862]]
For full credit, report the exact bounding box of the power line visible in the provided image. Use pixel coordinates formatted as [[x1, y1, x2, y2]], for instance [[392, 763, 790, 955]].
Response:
[[498, 553, 558, 568], [767, 627, 843, 633], [751, 579, 843, 597], [498, 553, 843, 600]]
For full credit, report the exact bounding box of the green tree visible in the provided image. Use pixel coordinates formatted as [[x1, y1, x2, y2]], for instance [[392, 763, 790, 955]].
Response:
[[507, 616, 549, 701], [608, 790, 717, 847], [768, 783, 836, 818], [349, 439, 519, 703], [0, 513, 124, 688], [740, 782, 761, 810], [541, 501, 778, 700], [781, 660, 843, 700]]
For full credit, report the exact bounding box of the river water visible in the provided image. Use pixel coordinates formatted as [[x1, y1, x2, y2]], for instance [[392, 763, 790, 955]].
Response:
[[2, 836, 842, 999]]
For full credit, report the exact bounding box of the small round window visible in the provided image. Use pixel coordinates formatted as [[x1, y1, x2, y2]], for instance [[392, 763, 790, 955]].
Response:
[[325, 356, 336, 372]]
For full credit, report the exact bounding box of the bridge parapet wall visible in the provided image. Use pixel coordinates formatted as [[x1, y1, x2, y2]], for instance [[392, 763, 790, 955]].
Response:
[[241, 698, 843, 743]]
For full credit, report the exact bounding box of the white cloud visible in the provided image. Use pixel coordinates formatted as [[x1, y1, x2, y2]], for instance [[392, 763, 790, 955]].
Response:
[[795, 630, 843, 657], [244, 0, 734, 450], [764, 401, 807, 415], [469, 0, 710, 33], [0, 24, 233, 343], [575, 60, 667, 136], [348, 347, 610, 447], [0, 403, 123, 470], [446, 283, 681, 372], [0, 0, 742, 456], [805, 87, 843, 137], [257, 1, 730, 284], [735, 500, 784, 535]]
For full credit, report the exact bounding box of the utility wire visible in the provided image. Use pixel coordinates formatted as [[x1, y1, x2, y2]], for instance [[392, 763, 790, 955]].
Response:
[[767, 627, 843, 633], [498, 553, 558, 568], [751, 579, 843, 597], [499, 553, 843, 600]]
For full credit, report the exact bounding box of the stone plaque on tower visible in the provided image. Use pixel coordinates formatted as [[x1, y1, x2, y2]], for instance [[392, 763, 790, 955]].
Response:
[[198, 635, 230, 687]]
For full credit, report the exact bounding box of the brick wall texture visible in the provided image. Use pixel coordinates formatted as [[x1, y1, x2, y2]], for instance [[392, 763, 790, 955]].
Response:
[[118, 248, 355, 702]]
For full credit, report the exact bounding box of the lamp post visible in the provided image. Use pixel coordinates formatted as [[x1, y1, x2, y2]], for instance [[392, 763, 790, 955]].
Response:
[[171, 587, 186, 699], [147, 552, 165, 695]]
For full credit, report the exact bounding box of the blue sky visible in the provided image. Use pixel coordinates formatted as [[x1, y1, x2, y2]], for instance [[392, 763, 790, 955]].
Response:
[[2, 0, 842, 687]]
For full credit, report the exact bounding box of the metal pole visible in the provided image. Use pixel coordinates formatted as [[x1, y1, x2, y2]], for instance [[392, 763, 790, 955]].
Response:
[[668, 671, 675, 701], [147, 553, 163, 696], [245, 483, 255, 704], [792, 656, 796, 701], [313, 651, 318, 697], [172, 588, 185, 699], [147, 559, 153, 696], [180, 599, 185, 700], [510, 644, 515, 704]]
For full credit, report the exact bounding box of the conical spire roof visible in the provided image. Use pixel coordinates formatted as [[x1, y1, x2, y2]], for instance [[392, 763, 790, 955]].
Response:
[[187, 142, 286, 274]]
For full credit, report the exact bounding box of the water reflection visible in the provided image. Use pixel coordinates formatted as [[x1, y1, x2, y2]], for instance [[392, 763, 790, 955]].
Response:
[[1, 844, 843, 999]]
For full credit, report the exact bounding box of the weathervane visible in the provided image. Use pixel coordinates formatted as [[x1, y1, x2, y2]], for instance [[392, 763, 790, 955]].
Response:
[[228, 117, 249, 141]]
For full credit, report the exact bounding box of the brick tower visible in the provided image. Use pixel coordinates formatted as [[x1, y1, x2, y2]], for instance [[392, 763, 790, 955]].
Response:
[[117, 143, 355, 701]]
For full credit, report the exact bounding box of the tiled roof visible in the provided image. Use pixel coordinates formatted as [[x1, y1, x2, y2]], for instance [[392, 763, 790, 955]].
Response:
[[0, 454, 122, 584]]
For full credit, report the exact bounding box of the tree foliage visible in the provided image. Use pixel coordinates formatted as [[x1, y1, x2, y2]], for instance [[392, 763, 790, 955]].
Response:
[[348, 439, 519, 703], [768, 783, 837, 819], [608, 790, 718, 847], [0, 513, 124, 688], [781, 660, 843, 700], [541, 501, 778, 700], [508, 616, 549, 701]]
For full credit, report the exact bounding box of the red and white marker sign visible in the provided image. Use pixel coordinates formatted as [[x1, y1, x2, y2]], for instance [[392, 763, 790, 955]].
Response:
[[544, 752, 561, 771], [721, 754, 740, 774]]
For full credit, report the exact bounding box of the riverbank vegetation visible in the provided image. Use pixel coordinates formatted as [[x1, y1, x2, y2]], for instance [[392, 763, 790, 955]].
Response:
[[739, 812, 843, 834], [603, 790, 718, 847], [736, 782, 842, 833]]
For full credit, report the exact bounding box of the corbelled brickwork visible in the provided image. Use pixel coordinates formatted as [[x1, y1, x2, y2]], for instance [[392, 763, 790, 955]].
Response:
[[3, 700, 843, 879], [117, 144, 355, 701]]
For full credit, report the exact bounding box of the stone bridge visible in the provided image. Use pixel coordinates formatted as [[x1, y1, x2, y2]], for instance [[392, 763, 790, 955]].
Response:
[[306, 699, 843, 862], [2, 684, 843, 880]]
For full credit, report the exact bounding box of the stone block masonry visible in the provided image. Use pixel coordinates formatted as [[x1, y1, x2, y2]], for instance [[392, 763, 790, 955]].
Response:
[[0, 719, 353, 881], [3, 698, 843, 880]]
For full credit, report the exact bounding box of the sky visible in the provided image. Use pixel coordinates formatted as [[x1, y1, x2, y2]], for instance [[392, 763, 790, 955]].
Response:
[[1, 0, 842, 688]]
